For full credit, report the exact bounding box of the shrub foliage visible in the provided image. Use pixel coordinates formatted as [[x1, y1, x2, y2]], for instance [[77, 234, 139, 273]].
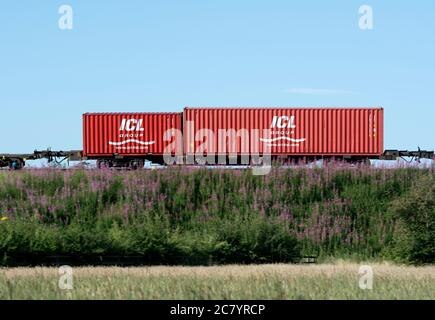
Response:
[[0, 164, 433, 265], [388, 174, 435, 264]]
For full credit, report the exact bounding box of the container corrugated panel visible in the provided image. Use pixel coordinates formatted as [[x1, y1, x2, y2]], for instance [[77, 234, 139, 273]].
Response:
[[184, 107, 384, 156], [83, 113, 183, 157]]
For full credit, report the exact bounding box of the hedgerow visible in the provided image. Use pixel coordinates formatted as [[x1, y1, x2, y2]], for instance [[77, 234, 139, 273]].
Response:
[[0, 164, 433, 265]]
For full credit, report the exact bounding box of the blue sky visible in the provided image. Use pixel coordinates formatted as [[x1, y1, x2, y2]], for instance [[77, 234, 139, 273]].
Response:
[[0, 0, 434, 153]]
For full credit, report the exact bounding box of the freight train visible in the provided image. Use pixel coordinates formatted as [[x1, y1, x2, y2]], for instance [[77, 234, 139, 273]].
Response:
[[1, 107, 433, 169]]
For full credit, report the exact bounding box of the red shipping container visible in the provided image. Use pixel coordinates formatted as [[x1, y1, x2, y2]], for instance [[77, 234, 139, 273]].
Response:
[[83, 113, 183, 157], [183, 107, 384, 157]]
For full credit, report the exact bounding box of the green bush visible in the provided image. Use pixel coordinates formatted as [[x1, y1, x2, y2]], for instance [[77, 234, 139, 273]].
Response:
[[211, 214, 300, 264], [0, 167, 433, 265], [388, 174, 435, 264]]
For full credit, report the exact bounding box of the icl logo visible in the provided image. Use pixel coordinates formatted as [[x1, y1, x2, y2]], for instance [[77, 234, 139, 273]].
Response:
[[109, 119, 155, 146], [119, 119, 145, 132], [270, 116, 296, 129], [260, 115, 306, 144]]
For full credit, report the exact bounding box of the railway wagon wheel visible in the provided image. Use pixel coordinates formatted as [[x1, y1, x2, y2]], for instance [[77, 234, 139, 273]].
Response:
[[97, 158, 145, 170], [97, 159, 112, 169]]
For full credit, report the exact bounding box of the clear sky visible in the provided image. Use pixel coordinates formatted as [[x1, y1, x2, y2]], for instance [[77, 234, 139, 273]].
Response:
[[0, 0, 434, 153]]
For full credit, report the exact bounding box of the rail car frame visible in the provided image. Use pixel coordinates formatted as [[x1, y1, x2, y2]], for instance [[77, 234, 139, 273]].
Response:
[[0, 148, 433, 169]]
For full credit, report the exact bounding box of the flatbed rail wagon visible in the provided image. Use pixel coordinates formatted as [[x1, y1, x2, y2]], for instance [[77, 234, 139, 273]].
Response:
[[0, 107, 433, 169]]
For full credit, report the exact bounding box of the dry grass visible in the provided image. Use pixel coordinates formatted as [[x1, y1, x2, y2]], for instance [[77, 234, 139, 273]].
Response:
[[1, 262, 434, 300]]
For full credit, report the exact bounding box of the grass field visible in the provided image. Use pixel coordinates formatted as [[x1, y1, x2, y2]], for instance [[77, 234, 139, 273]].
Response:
[[1, 263, 434, 300]]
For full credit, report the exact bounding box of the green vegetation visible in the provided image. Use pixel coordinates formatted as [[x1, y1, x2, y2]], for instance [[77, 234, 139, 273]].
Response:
[[0, 165, 433, 265], [387, 174, 435, 264]]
